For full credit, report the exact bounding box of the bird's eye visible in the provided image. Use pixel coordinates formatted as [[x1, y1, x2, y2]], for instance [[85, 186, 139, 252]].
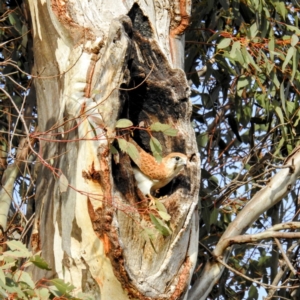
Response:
[[175, 156, 180, 161]]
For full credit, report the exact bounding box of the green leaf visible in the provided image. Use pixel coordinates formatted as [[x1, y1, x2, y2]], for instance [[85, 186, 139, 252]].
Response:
[[247, 284, 258, 299], [274, 1, 287, 19], [240, 105, 252, 127], [117, 139, 140, 163], [6, 241, 28, 252], [274, 136, 285, 157], [243, 47, 261, 72], [280, 82, 286, 115], [5, 241, 31, 258], [49, 278, 75, 295], [150, 122, 168, 131], [196, 133, 208, 148], [127, 142, 140, 164], [207, 31, 220, 43], [149, 214, 172, 236], [209, 207, 219, 226], [261, 9, 270, 38], [30, 255, 51, 270], [157, 211, 171, 221], [291, 48, 299, 81], [76, 292, 96, 300], [115, 118, 133, 128], [270, 71, 280, 88], [155, 200, 167, 213], [0, 269, 5, 284], [109, 144, 118, 154], [150, 122, 178, 136], [234, 48, 245, 65], [275, 106, 285, 126], [150, 137, 162, 162], [0, 277, 26, 298], [201, 93, 213, 109], [8, 12, 16, 26], [13, 270, 35, 289], [286, 25, 300, 35], [249, 22, 258, 38], [164, 128, 178, 136], [291, 34, 299, 47], [34, 288, 50, 300], [155, 200, 171, 221], [8, 14, 16, 26], [229, 41, 240, 58], [0, 286, 8, 298], [209, 175, 219, 187], [217, 38, 231, 49], [294, 109, 300, 127], [117, 138, 127, 152], [21, 24, 28, 48], [282, 47, 295, 72], [237, 76, 250, 90]]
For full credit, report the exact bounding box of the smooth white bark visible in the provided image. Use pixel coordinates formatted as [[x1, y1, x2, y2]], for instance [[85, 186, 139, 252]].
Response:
[[0, 164, 18, 230]]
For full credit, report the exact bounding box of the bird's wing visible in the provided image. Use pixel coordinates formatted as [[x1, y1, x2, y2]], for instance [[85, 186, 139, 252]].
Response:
[[129, 138, 166, 180]]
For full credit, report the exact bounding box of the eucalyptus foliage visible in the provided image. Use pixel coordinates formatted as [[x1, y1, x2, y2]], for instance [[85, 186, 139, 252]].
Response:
[[187, 0, 300, 298]]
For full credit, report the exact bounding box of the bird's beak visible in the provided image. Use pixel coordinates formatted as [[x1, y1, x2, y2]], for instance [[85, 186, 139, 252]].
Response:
[[181, 161, 188, 172]]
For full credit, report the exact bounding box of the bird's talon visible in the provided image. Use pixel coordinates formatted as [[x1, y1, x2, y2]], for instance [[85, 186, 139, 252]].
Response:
[[148, 196, 156, 207]]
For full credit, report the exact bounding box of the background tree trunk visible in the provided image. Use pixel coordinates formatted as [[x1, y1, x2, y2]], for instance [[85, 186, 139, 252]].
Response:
[[28, 1, 200, 299]]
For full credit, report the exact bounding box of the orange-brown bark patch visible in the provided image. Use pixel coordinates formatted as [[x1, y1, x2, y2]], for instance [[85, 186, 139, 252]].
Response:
[[84, 53, 98, 98], [82, 162, 101, 182], [51, 0, 75, 28], [95, 277, 103, 287], [170, 257, 192, 300], [51, 0, 94, 43], [31, 232, 41, 252], [170, 0, 190, 37], [102, 233, 111, 255], [98, 148, 112, 206]]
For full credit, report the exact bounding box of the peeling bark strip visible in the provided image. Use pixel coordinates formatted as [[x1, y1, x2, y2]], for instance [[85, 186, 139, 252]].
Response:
[[170, 0, 191, 37], [170, 258, 192, 300], [98, 147, 112, 206], [169, 0, 191, 68]]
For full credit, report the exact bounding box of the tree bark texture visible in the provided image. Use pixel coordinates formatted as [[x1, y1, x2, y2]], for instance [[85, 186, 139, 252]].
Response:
[[28, 1, 199, 299]]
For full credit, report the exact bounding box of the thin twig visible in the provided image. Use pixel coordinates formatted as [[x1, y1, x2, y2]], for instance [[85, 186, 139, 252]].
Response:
[[274, 238, 296, 276], [216, 256, 299, 290]]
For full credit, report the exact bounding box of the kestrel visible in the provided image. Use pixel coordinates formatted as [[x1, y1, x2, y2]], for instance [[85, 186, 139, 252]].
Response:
[[129, 140, 187, 202]]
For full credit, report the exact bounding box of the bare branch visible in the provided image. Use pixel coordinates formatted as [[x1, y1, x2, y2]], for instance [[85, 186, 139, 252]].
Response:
[[266, 243, 300, 299], [216, 256, 299, 290], [190, 146, 300, 300], [274, 238, 296, 276]]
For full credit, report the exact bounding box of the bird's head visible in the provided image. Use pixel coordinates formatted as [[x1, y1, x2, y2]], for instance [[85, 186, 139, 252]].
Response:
[[163, 153, 187, 175]]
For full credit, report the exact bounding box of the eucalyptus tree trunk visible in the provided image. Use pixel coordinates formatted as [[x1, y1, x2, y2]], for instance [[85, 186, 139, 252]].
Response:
[[28, 1, 200, 299]]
